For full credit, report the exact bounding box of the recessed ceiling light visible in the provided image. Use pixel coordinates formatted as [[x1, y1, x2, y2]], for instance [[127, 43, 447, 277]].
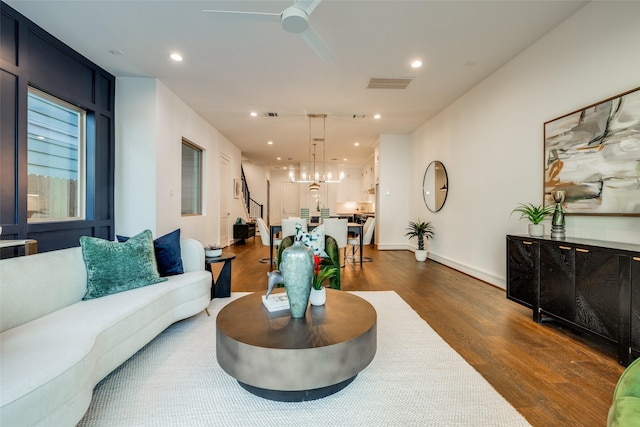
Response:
[[267, 140, 273, 145], [249, 111, 258, 117], [410, 59, 423, 69], [354, 142, 360, 146], [343, 158, 348, 161], [169, 53, 183, 62], [373, 114, 381, 120], [276, 157, 281, 160]]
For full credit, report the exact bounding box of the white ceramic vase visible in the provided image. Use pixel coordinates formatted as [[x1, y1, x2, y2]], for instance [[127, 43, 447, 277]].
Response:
[[309, 287, 326, 306], [528, 223, 544, 237], [414, 249, 428, 262]]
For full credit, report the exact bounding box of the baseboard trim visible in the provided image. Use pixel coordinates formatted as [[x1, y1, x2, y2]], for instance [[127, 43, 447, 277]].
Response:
[[428, 253, 505, 289], [376, 244, 409, 250], [377, 244, 505, 289]]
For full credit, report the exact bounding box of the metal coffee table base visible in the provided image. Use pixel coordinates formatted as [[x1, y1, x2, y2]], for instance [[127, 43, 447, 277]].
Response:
[[238, 376, 357, 402]]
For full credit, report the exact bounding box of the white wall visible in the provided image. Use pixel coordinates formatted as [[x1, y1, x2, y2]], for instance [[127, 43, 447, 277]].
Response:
[[114, 78, 158, 235], [116, 77, 245, 247], [378, 134, 411, 250], [409, 1, 640, 288]]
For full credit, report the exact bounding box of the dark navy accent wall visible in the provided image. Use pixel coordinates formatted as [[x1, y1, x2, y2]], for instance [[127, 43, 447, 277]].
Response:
[[0, 2, 115, 258]]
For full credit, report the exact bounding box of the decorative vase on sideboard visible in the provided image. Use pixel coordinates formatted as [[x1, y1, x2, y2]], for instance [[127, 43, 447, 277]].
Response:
[[279, 240, 314, 318]]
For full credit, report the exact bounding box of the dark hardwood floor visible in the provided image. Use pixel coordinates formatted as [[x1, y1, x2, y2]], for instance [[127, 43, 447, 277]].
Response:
[[221, 238, 624, 426]]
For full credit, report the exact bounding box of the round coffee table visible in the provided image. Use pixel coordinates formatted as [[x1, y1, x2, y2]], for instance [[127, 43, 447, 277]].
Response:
[[216, 289, 377, 401]]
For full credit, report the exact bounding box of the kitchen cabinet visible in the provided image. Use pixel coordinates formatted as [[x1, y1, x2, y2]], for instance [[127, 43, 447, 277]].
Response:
[[361, 165, 374, 193], [336, 178, 361, 202], [506, 235, 640, 366], [359, 156, 375, 202]]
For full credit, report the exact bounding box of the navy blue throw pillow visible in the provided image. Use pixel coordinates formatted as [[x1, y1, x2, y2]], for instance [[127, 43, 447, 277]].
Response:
[[117, 229, 184, 277]]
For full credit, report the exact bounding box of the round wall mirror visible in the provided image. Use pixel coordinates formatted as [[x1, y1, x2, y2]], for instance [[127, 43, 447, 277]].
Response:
[[423, 161, 448, 212]]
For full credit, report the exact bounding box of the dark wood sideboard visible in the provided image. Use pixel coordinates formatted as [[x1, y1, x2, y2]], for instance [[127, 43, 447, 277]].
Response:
[[506, 234, 640, 366]]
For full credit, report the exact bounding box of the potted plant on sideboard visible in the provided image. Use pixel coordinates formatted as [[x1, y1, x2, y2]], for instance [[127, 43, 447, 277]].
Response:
[[405, 220, 435, 262], [511, 203, 554, 237]]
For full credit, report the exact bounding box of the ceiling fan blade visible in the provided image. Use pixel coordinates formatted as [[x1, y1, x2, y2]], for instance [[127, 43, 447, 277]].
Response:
[[301, 25, 335, 61], [202, 10, 281, 23], [294, 0, 322, 15]]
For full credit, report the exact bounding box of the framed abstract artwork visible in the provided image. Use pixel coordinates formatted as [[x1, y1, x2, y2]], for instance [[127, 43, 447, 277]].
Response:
[[543, 86, 640, 216], [233, 178, 241, 199]]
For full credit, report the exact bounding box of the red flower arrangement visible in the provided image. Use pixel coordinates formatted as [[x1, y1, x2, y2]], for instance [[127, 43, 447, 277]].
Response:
[[312, 254, 337, 290]]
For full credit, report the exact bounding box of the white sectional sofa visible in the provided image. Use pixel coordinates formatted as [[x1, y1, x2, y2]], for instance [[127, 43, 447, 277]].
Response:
[[0, 237, 212, 426]]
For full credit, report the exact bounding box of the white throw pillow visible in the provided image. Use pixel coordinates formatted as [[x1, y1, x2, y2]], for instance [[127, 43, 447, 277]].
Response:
[[296, 223, 328, 258]]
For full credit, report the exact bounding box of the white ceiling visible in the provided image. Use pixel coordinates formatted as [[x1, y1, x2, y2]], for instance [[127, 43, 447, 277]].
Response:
[[5, 0, 588, 170]]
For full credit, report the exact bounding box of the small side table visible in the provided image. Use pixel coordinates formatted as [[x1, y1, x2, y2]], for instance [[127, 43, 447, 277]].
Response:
[[205, 253, 236, 299], [0, 239, 38, 256]]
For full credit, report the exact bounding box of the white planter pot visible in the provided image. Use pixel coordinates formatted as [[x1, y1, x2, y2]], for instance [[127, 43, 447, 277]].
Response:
[[414, 249, 428, 262], [528, 223, 544, 237], [309, 287, 326, 306]]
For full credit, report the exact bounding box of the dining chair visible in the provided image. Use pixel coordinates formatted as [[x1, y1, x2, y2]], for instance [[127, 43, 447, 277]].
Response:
[[300, 208, 310, 223], [322, 218, 348, 267], [282, 218, 307, 240], [256, 217, 281, 264], [347, 217, 375, 263]]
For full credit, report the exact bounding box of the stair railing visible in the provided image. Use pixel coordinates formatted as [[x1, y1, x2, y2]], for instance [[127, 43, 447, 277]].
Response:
[[241, 166, 263, 221]]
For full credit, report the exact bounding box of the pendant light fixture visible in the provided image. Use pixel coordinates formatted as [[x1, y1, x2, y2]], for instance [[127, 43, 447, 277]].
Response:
[[288, 113, 344, 190]]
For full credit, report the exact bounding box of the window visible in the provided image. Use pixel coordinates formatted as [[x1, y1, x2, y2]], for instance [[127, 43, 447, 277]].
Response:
[[27, 88, 86, 222], [181, 139, 202, 215]]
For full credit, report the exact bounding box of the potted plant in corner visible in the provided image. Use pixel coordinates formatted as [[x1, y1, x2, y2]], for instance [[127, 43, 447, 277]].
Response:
[[511, 203, 554, 237], [405, 220, 435, 262]]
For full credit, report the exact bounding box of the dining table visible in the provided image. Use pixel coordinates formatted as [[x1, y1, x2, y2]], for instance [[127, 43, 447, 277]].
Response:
[[269, 222, 364, 267]]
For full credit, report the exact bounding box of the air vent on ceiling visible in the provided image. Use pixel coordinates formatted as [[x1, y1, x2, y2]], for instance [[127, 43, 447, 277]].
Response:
[[264, 112, 278, 117], [367, 77, 413, 89], [352, 114, 366, 119]]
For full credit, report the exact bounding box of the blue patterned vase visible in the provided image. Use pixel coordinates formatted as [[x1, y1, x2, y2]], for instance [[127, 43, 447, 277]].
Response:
[[280, 239, 314, 318]]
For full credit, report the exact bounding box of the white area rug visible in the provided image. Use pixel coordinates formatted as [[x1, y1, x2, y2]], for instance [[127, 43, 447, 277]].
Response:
[[79, 291, 530, 426]]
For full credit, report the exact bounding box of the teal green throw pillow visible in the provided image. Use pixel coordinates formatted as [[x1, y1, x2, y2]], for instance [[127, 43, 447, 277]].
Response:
[[81, 229, 167, 300]]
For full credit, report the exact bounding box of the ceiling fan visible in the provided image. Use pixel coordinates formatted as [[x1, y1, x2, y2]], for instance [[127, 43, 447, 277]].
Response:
[[203, 0, 335, 61]]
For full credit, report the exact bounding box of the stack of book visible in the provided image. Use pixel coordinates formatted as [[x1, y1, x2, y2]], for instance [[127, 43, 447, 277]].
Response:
[[261, 293, 290, 312]]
